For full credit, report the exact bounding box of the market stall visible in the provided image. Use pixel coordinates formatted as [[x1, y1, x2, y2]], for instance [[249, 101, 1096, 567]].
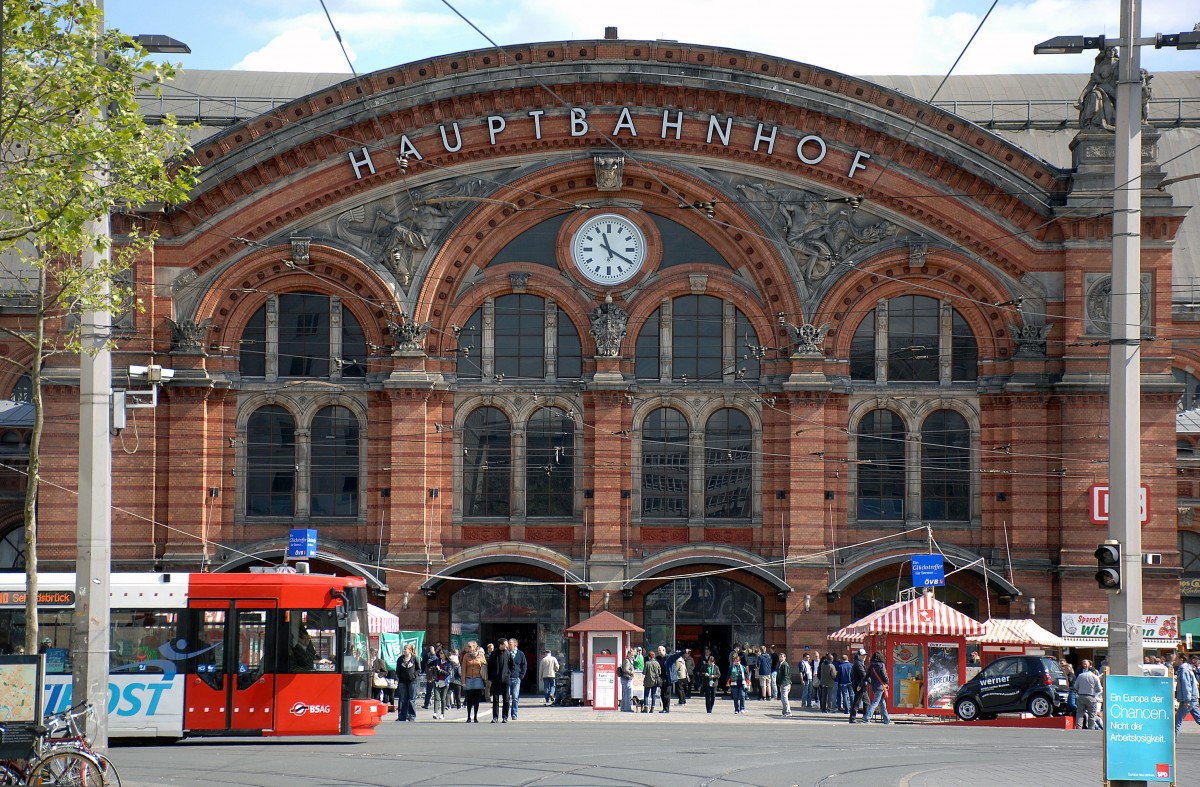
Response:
[[970, 618, 1067, 672], [830, 591, 982, 717]]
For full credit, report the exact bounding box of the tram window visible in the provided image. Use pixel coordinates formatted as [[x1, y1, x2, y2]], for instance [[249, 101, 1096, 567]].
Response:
[[110, 611, 180, 674], [285, 610, 337, 673], [193, 609, 227, 691], [37, 610, 73, 674]]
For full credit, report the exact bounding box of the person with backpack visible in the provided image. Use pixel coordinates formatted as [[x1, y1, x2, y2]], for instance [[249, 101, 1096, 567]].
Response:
[[727, 653, 750, 714], [701, 654, 721, 713], [862, 651, 893, 724]]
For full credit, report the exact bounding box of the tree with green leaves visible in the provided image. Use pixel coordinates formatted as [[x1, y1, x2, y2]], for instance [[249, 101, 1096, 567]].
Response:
[[0, 0, 197, 652]]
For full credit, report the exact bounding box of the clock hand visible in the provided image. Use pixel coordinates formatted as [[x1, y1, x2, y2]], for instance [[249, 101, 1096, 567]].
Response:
[[599, 234, 616, 260], [607, 247, 635, 265]]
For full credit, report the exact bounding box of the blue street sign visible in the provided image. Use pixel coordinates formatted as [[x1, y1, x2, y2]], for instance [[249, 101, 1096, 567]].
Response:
[[288, 528, 318, 558], [911, 554, 945, 587], [1105, 674, 1175, 782]]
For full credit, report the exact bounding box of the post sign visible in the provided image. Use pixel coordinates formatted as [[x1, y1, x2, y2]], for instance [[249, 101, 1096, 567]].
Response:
[[911, 555, 946, 587], [1103, 673, 1174, 783], [1089, 484, 1150, 524], [287, 529, 318, 558]]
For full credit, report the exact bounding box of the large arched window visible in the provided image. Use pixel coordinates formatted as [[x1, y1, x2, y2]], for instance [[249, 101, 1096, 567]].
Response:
[[850, 296, 977, 383], [246, 405, 296, 516], [526, 408, 575, 517], [309, 405, 360, 517], [642, 408, 689, 519], [857, 410, 906, 521], [455, 296, 582, 381], [643, 577, 763, 659], [239, 293, 367, 379], [673, 295, 724, 381], [635, 308, 661, 379], [8, 374, 31, 403], [462, 407, 511, 517], [921, 410, 971, 521], [635, 296, 761, 382], [0, 526, 24, 571], [704, 408, 752, 519]]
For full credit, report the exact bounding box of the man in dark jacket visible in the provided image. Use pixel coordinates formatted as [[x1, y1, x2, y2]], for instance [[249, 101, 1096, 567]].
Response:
[[848, 650, 869, 723], [487, 639, 513, 722], [658, 646, 676, 713], [508, 638, 528, 720]]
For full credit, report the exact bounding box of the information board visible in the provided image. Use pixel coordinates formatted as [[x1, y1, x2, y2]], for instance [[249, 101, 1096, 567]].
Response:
[[1104, 673, 1175, 783], [592, 655, 617, 710]]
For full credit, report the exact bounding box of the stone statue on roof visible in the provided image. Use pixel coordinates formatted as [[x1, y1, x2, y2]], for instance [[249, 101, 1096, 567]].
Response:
[[1077, 48, 1119, 130]]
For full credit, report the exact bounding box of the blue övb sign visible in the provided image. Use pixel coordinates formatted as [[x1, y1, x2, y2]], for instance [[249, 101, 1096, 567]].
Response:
[[288, 528, 318, 558], [1104, 674, 1175, 783], [910, 554, 945, 587]]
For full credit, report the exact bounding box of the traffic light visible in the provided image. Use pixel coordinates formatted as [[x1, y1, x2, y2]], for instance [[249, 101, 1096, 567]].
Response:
[[1094, 541, 1122, 592]]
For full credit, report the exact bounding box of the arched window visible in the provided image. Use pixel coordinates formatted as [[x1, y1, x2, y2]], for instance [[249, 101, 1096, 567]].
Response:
[[635, 308, 661, 380], [494, 294, 545, 379], [850, 310, 875, 380], [526, 408, 574, 517], [246, 405, 296, 516], [857, 410, 905, 521], [643, 577, 763, 657], [239, 294, 367, 379], [1176, 369, 1200, 412], [557, 314, 583, 380], [0, 526, 24, 571], [672, 295, 723, 381], [456, 308, 483, 379], [704, 409, 752, 519], [734, 311, 760, 380], [922, 410, 971, 521], [8, 374, 32, 403], [309, 406, 359, 517], [642, 408, 689, 519], [462, 407, 511, 517], [888, 295, 941, 382], [951, 311, 978, 382]]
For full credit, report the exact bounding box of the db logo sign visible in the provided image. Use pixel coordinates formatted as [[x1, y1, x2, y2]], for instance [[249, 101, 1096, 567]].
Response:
[[1157, 764, 1171, 779], [288, 701, 332, 716]]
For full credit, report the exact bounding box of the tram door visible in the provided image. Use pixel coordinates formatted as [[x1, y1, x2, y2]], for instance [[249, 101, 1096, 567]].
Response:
[[184, 600, 278, 733]]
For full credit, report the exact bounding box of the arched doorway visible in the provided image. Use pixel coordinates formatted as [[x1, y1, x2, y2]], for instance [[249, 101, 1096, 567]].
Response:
[[643, 577, 763, 671], [450, 576, 566, 695], [851, 577, 980, 621]]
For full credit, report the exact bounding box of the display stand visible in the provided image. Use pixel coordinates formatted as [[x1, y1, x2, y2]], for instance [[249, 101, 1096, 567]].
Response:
[[565, 611, 644, 709], [0, 654, 44, 761]]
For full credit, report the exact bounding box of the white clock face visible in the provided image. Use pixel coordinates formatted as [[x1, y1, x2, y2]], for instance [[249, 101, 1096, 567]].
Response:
[[571, 213, 647, 286]]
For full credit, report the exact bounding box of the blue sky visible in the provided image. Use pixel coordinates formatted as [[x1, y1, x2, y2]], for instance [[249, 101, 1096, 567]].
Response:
[[106, 1, 1198, 76]]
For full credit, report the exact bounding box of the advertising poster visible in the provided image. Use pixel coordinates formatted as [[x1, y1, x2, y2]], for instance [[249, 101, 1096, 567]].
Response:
[[925, 642, 960, 709], [592, 655, 618, 710], [378, 633, 401, 670], [1105, 674, 1175, 783], [892, 643, 924, 708]]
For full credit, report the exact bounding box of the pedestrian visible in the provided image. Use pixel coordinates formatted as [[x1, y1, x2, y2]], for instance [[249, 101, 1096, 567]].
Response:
[[769, 645, 780, 700], [673, 647, 689, 706], [799, 653, 814, 708], [633, 647, 645, 672], [701, 654, 721, 713], [848, 649, 868, 723], [420, 644, 437, 709], [620, 648, 636, 712], [835, 654, 853, 712], [1060, 659, 1077, 719], [862, 651, 892, 724], [1175, 652, 1200, 736], [394, 642, 420, 722], [428, 649, 450, 720], [507, 638, 527, 720], [461, 641, 487, 723], [757, 647, 773, 701], [682, 648, 695, 700], [643, 651, 662, 713], [448, 649, 462, 709], [776, 652, 792, 717], [371, 653, 390, 706], [727, 653, 750, 714], [539, 649, 560, 705], [658, 646, 674, 713], [818, 654, 837, 713], [488, 639, 512, 723], [1073, 660, 1102, 730]]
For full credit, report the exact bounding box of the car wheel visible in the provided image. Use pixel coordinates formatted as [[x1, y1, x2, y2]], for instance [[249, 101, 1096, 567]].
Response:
[[955, 697, 980, 721], [1028, 695, 1052, 717]]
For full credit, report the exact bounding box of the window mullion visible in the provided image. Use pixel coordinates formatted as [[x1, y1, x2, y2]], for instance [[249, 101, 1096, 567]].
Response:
[[265, 295, 279, 381]]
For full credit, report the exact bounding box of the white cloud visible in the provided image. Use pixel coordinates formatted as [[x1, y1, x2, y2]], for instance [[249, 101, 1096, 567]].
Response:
[[232, 25, 357, 73]]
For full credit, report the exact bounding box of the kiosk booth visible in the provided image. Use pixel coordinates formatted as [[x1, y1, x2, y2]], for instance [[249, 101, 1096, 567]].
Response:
[[830, 592, 982, 717], [565, 611, 644, 710], [970, 618, 1067, 672]]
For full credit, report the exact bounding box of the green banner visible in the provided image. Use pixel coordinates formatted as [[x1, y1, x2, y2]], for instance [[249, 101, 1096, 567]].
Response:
[[378, 630, 424, 670]]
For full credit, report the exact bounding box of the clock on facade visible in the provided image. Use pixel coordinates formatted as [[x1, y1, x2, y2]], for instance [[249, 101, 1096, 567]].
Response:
[[570, 213, 647, 286]]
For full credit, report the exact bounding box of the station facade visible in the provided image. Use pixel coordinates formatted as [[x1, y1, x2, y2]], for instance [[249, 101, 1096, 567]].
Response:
[[6, 37, 1196, 662]]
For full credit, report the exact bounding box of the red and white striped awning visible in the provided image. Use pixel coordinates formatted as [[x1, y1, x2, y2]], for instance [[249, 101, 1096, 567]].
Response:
[[368, 603, 400, 636], [830, 593, 983, 641], [970, 618, 1067, 647]]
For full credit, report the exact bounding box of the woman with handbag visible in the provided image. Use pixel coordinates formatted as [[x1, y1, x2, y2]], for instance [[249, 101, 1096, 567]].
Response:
[[701, 654, 721, 713], [371, 654, 390, 705], [727, 653, 749, 714], [460, 641, 487, 723], [429, 649, 451, 720], [862, 651, 892, 724]]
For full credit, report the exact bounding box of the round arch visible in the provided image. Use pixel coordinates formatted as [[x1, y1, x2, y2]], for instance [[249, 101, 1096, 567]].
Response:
[[624, 547, 791, 593], [420, 543, 586, 591], [828, 548, 1020, 597], [216, 548, 388, 592]]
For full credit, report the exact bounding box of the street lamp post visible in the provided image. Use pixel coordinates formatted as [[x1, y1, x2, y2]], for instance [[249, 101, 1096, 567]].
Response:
[[1036, 4, 1195, 787]]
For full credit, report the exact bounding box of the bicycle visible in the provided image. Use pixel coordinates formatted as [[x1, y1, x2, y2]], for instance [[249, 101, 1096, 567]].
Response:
[[41, 704, 120, 787], [0, 721, 104, 786]]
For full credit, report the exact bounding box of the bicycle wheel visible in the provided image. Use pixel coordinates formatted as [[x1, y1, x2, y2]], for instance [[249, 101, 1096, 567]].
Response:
[[0, 762, 23, 785], [27, 751, 104, 787], [94, 753, 121, 787]]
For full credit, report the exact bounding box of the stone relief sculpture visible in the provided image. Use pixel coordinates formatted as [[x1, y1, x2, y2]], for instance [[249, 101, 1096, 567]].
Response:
[[778, 314, 829, 357], [387, 310, 432, 354], [735, 182, 896, 282], [1078, 49, 1119, 130], [165, 317, 212, 353], [1084, 273, 1152, 335], [593, 154, 625, 191], [1007, 322, 1049, 358], [589, 294, 629, 357]]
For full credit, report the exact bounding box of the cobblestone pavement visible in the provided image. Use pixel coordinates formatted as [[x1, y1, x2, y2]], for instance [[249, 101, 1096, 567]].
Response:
[[111, 693, 1200, 786]]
